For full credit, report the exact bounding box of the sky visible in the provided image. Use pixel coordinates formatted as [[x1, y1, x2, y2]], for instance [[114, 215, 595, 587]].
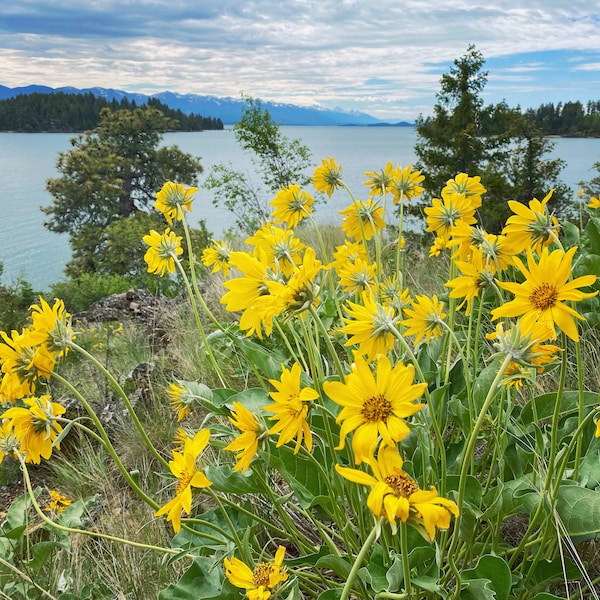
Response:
[[1, 1, 600, 121]]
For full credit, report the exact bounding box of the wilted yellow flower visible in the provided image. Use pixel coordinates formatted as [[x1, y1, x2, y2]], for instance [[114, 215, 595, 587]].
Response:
[[167, 382, 195, 422], [491, 246, 597, 342], [502, 190, 560, 254], [224, 545, 288, 600], [402, 295, 447, 345], [312, 157, 343, 197], [142, 229, 183, 277], [2, 395, 66, 464], [336, 445, 459, 539], [201, 239, 232, 277], [224, 401, 262, 473], [270, 184, 314, 227], [264, 363, 318, 454], [155, 429, 212, 532], [155, 181, 197, 224], [339, 199, 386, 241], [323, 354, 426, 464]]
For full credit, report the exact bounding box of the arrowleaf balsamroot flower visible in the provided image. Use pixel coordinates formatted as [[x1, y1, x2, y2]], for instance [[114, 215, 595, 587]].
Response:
[[224, 401, 262, 473], [339, 199, 386, 241], [342, 290, 399, 360], [155, 429, 212, 532], [167, 382, 195, 422], [402, 294, 447, 345], [29, 297, 74, 358], [312, 156, 343, 197], [588, 196, 600, 209], [364, 162, 395, 197], [491, 246, 597, 342], [388, 163, 425, 203], [264, 362, 318, 454], [201, 239, 232, 277], [424, 192, 477, 242], [336, 445, 459, 539], [143, 229, 183, 277], [224, 545, 288, 600], [441, 173, 486, 208], [323, 354, 426, 464], [270, 184, 314, 227], [2, 395, 66, 464], [155, 181, 197, 224], [45, 490, 72, 515], [502, 190, 560, 253]]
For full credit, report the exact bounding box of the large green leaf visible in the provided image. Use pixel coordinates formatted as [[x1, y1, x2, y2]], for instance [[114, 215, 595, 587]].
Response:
[[460, 555, 511, 600], [555, 483, 600, 536], [158, 556, 238, 600], [517, 390, 598, 426]]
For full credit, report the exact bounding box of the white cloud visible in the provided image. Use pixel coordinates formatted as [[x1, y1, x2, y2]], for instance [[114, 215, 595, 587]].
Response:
[[0, 0, 599, 120]]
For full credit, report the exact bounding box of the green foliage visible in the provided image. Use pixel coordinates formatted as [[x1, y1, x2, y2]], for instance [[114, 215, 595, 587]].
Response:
[[43, 105, 203, 278], [415, 45, 572, 232], [0, 91, 223, 132], [0, 262, 37, 331], [203, 96, 313, 234]]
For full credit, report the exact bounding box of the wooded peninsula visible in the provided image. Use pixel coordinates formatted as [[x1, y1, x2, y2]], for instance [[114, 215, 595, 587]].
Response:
[[0, 91, 224, 132]]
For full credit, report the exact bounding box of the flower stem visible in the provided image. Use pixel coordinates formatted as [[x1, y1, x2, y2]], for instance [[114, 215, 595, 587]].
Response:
[[340, 521, 379, 600]]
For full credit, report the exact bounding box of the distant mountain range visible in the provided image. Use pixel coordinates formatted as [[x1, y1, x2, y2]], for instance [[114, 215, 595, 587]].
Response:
[[0, 84, 414, 127]]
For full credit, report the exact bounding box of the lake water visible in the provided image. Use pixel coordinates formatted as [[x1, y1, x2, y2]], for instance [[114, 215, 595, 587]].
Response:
[[1, 127, 599, 290]]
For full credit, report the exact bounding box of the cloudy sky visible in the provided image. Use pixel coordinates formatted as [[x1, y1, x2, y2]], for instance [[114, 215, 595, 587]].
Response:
[[1, 1, 599, 121]]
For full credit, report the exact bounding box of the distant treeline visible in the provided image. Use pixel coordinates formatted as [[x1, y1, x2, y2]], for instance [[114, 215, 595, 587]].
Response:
[[0, 91, 224, 132], [524, 100, 600, 137]]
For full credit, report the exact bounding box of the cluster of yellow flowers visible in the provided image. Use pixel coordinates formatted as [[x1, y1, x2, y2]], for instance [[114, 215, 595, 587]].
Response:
[[0, 298, 73, 463]]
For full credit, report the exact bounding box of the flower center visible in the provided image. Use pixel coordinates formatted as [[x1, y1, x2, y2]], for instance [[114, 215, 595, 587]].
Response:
[[253, 563, 275, 588], [361, 394, 393, 422], [529, 283, 558, 311], [385, 469, 420, 498], [176, 472, 194, 496]]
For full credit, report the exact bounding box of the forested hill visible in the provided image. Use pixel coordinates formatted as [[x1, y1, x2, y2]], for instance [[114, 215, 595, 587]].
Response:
[[0, 92, 224, 132], [524, 100, 600, 137]]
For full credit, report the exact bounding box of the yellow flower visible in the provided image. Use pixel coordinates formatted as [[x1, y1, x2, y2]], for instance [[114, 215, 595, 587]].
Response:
[[441, 173, 486, 209], [445, 246, 495, 315], [342, 290, 399, 360], [501, 190, 560, 254], [388, 164, 425, 203], [364, 162, 395, 197], [424, 192, 477, 242], [270, 184, 314, 227], [224, 401, 262, 473], [155, 181, 197, 225], [142, 228, 183, 277], [2, 395, 66, 464], [201, 239, 232, 277], [487, 321, 562, 388], [329, 240, 368, 273], [224, 545, 288, 600], [155, 429, 212, 533], [264, 363, 318, 454], [323, 354, 426, 464], [167, 382, 194, 422], [45, 490, 72, 515], [587, 196, 600, 209], [401, 295, 447, 345], [491, 246, 597, 342], [429, 236, 449, 257], [339, 199, 386, 241], [247, 224, 306, 278], [0, 420, 19, 464], [312, 157, 343, 197], [379, 276, 411, 315], [0, 328, 57, 401], [336, 445, 458, 539], [596, 416, 600, 438], [28, 297, 74, 358], [336, 257, 377, 296]]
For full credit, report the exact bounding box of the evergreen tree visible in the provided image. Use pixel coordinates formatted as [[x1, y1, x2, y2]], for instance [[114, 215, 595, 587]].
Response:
[[43, 106, 203, 277]]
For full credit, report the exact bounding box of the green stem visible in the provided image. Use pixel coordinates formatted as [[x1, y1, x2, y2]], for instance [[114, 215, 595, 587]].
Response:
[[340, 522, 379, 600], [66, 342, 169, 470], [399, 521, 412, 599]]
